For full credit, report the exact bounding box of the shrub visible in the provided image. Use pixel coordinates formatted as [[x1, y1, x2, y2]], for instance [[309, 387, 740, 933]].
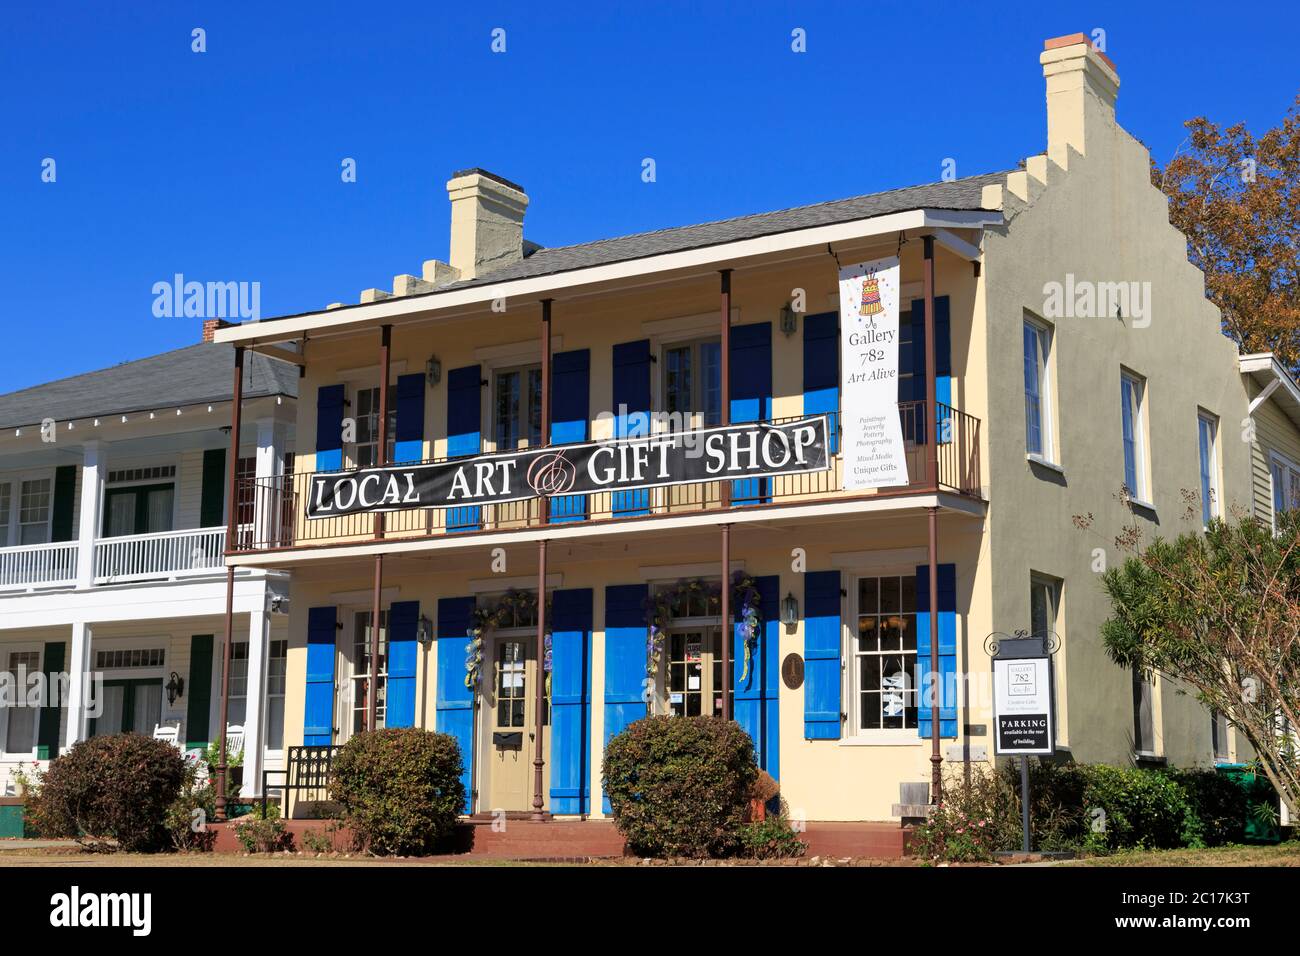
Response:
[[911, 767, 1021, 863], [29, 734, 184, 852], [603, 715, 758, 858], [1077, 764, 1199, 852], [329, 728, 465, 856], [164, 755, 218, 852], [1166, 768, 1248, 847], [736, 816, 806, 859], [232, 803, 290, 853]]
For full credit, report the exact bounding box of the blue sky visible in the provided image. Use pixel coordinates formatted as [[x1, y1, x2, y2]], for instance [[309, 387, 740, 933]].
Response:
[[1, 1, 1295, 392]]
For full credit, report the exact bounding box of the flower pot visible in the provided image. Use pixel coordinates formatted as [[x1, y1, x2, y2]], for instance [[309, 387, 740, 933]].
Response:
[[748, 798, 767, 822]]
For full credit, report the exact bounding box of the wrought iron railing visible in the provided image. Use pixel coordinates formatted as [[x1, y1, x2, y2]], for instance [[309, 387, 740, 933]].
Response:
[[230, 401, 981, 554]]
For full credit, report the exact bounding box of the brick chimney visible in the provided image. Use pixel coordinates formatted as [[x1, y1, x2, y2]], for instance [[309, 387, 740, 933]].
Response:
[[446, 169, 529, 281], [202, 318, 235, 343], [1040, 33, 1120, 166]]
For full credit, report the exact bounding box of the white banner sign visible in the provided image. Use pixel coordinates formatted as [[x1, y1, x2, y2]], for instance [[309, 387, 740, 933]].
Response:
[[839, 256, 909, 489]]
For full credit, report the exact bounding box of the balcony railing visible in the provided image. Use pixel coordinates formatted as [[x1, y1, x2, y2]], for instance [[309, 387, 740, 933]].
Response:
[[93, 526, 227, 583], [231, 401, 981, 554], [0, 540, 78, 591]]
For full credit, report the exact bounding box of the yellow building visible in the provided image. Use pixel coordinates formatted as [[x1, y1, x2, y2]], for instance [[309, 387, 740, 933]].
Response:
[[212, 34, 1278, 823]]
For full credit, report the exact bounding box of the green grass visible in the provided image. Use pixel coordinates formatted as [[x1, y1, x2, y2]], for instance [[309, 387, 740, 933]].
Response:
[[1070, 841, 1300, 867]]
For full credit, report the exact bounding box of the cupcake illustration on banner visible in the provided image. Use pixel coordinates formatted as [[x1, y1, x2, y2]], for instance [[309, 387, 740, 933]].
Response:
[[858, 275, 885, 317]]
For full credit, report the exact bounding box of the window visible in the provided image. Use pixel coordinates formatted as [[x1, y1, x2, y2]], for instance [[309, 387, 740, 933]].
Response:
[[19, 478, 51, 544], [352, 386, 396, 468], [102, 480, 174, 537], [95, 647, 165, 669], [493, 366, 542, 449], [1023, 319, 1053, 459], [228, 641, 249, 726], [493, 640, 530, 729], [350, 610, 387, 735], [1030, 574, 1060, 640], [852, 574, 918, 732], [1132, 667, 1156, 755], [1198, 413, 1219, 524], [266, 639, 287, 750], [665, 629, 729, 717], [1211, 709, 1229, 761], [1271, 452, 1300, 527], [1, 649, 41, 755], [1120, 371, 1148, 500], [663, 338, 721, 427]]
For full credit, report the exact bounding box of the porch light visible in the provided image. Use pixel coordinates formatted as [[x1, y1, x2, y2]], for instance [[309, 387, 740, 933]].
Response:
[[780, 302, 798, 337], [781, 591, 799, 628], [426, 355, 442, 386], [165, 672, 185, 706], [417, 614, 434, 645]]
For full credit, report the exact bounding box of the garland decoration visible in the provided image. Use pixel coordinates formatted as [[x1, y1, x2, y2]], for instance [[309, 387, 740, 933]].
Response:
[[733, 570, 761, 685], [464, 588, 552, 708]]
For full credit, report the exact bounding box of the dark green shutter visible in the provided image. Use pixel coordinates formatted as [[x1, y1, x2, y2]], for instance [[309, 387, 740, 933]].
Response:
[[50, 465, 77, 542], [36, 642, 66, 759], [186, 635, 214, 749], [200, 448, 226, 528]]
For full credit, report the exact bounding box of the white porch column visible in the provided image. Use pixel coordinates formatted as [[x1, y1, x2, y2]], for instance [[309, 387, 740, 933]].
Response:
[[252, 419, 286, 548], [75, 441, 104, 589], [63, 621, 92, 750], [241, 606, 269, 798]]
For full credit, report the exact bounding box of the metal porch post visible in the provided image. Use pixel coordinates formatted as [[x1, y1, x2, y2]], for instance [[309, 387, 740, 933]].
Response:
[[533, 299, 552, 819], [923, 235, 942, 804], [369, 324, 392, 732], [719, 270, 732, 722]]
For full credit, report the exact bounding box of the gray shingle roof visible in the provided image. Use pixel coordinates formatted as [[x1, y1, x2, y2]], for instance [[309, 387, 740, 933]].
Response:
[[439, 170, 1009, 292], [0, 343, 298, 430]]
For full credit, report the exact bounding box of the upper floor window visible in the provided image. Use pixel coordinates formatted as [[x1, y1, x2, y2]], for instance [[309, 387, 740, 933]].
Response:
[[1023, 318, 1054, 460], [1197, 412, 1220, 524], [494, 365, 542, 449], [353, 386, 395, 468], [19, 478, 52, 545], [103, 476, 173, 538], [1271, 451, 1300, 527], [1120, 370, 1149, 501], [663, 338, 721, 427]]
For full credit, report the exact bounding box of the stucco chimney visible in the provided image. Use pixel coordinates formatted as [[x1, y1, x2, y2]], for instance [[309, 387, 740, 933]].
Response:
[[1040, 33, 1120, 166], [446, 169, 529, 280]]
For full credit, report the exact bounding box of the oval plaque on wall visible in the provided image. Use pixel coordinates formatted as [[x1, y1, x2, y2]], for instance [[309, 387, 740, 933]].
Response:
[[781, 653, 805, 690]]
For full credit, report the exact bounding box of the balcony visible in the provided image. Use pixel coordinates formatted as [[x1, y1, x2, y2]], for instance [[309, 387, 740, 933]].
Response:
[[0, 526, 227, 592], [230, 401, 982, 555]]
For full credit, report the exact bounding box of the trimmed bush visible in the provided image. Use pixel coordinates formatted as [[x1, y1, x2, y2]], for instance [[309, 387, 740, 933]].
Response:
[[1167, 768, 1249, 847], [603, 715, 758, 858], [30, 734, 185, 852], [329, 728, 465, 856]]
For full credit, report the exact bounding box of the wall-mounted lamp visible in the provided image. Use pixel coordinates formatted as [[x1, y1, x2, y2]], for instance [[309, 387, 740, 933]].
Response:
[[269, 593, 289, 614], [417, 614, 434, 646], [781, 591, 799, 629], [779, 302, 799, 338], [426, 355, 442, 386], [165, 671, 185, 706]]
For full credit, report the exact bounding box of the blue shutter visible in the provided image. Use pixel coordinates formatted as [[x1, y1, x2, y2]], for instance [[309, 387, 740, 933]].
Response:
[[916, 563, 958, 739], [437, 596, 476, 812], [315, 385, 345, 472], [803, 571, 842, 740], [549, 588, 593, 815], [549, 349, 590, 523], [733, 575, 780, 778], [394, 372, 426, 463], [386, 600, 420, 728], [446, 365, 482, 532], [909, 297, 952, 444], [612, 340, 651, 516], [603, 584, 648, 812], [304, 607, 337, 746], [729, 322, 772, 505], [803, 312, 839, 454]]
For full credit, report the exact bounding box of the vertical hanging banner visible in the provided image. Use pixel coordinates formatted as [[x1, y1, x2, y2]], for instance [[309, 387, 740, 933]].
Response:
[[839, 256, 909, 489]]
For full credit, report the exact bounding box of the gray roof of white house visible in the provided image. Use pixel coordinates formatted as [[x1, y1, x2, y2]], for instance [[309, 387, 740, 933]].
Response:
[[0, 343, 298, 430]]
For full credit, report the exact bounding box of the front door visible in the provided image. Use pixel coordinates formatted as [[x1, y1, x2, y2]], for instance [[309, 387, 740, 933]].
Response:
[[90, 679, 163, 736], [483, 636, 544, 811], [664, 626, 728, 717]]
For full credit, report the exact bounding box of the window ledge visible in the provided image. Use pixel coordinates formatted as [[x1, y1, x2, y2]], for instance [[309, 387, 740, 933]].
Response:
[[839, 734, 924, 747], [1133, 751, 1166, 767], [1026, 454, 1065, 475], [1128, 497, 1158, 514]]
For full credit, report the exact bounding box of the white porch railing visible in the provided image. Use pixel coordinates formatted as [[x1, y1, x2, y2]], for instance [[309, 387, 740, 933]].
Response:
[[93, 526, 227, 584], [0, 540, 78, 591]]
